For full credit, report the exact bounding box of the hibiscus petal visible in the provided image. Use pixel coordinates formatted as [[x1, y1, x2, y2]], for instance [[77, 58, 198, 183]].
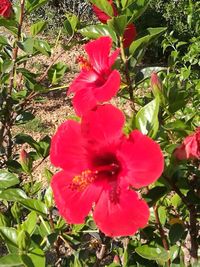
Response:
[[51, 171, 103, 224], [50, 120, 88, 172], [108, 49, 120, 68], [92, 4, 111, 23], [68, 70, 98, 95], [72, 88, 98, 116], [82, 104, 125, 145], [92, 0, 117, 24], [93, 187, 149, 237], [118, 130, 164, 188], [123, 23, 137, 48], [85, 36, 112, 72], [94, 70, 120, 102]]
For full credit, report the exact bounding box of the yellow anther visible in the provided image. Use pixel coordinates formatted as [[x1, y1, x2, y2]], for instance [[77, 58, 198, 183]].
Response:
[[70, 169, 96, 191]]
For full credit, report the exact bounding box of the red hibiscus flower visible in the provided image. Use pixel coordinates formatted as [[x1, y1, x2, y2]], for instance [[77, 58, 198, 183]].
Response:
[[174, 128, 200, 160], [92, 0, 137, 48], [68, 36, 120, 116], [92, 0, 118, 24], [0, 0, 12, 18], [50, 104, 164, 237]]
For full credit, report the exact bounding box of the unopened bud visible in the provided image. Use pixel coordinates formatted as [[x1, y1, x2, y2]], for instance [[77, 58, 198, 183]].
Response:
[[151, 72, 162, 89], [150, 72, 163, 101], [20, 149, 32, 173], [113, 254, 120, 264]]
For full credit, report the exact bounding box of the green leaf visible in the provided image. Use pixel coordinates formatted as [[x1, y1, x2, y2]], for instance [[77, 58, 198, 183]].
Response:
[[0, 227, 18, 247], [21, 255, 34, 267], [171, 194, 182, 208], [37, 135, 51, 157], [135, 97, 160, 138], [164, 120, 187, 131], [0, 170, 19, 190], [0, 36, 9, 45], [30, 21, 47, 36], [44, 187, 54, 208], [63, 13, 79, 35], [129, 27, 167, 56], [108, 15, 127, 36], [26, 0, 48, 13], [0, 213, 9, 227], [63, 19, 73, 36], [15, 133, 41, 154], [0, 254, 22, 266], [11, 90, 27, 101], [38, 218, 51, 237], [17, 38, 34, 54], [0, 18, 18, 36], [169, 223, 185, 244], [135, 245, 170, 262], [122, 0, 150, 21], [129, 28, 166, 67], [170, 245, 179, 261], [28, 247, 45, 267], [43, 168, 53, 184], [15, 111, 35, 124], [22, 211, 37, 236], [20, 199, 48, 215], [0, 189, 28, 201], [34, 39, 51, 57], [145, 186, 168, 206], [48, 62, 69, 85], [89, 0, 114, 17], [158, 206, 167, 225], [80, 24, 117, 43]]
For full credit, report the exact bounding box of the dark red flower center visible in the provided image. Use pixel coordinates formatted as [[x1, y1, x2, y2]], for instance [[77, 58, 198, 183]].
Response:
[[70, 153, 121, 192], [92, 153, 120, 176]]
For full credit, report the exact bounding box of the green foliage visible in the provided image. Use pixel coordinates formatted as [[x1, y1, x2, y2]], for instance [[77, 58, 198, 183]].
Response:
[[28, 0, 95, 34], [134, 97, 160, 138], [142, 0, 199, 40], [0, 0, 199, 266]]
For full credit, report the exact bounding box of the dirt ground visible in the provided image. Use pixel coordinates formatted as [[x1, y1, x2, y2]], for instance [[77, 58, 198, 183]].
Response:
[[15, 42, 84, 182]]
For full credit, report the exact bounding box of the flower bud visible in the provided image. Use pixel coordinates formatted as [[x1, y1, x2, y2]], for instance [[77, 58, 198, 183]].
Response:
[[113, 254, 120, 264], [150, 72, 164, 103], [173, 128, 200, 160], [151, 72, 162, 92], [20, 149, 32, 174]]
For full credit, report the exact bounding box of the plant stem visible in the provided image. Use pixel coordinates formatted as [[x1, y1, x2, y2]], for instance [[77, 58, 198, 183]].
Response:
[[189, 205, 198, 263], [49, 208, 55, 232], [154, 205, 171, 267], [119, 36, 126, 64], [163, 175, 199, 262], [9, 0, 25, 94], [119, 36, 136, 108]]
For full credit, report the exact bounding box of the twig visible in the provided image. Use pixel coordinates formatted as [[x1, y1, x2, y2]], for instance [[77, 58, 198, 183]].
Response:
[[163, 175, 199, 262], [154, 205, 171, 267], [38, 34, 74, 83], [189, 206, 198, 263], [9, 0, 25, 94], [119, 36, 136, 110]]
